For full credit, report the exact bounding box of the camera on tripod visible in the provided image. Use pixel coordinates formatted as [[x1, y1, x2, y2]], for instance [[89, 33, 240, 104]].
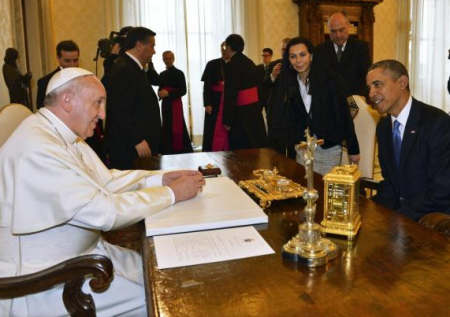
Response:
[[97, 31, 126, 59]]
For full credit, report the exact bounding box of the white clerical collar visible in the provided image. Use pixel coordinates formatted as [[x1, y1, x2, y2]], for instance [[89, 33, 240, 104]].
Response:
[[39, 107, 79, 144], [126, 52, 144, 70], [391, 95, 412, 127]]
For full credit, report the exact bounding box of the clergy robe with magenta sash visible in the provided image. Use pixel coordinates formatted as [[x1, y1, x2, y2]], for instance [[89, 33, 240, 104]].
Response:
[[223, 52, 267, 150], [159, 66, 193, 154], [0, 108, 174, 317], [201, 58, 226, 152]]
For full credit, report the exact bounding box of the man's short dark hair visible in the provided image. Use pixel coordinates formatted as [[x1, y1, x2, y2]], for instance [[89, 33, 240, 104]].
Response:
[[56, 40, 79, 57], [225, 34, 245, 53], [262, 48, 273, 55], [124, 27, 156, 51], [368, 59, 409, 80], [369, 59, 410, 91]]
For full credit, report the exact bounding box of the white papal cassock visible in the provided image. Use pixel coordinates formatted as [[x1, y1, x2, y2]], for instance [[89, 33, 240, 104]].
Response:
[[0, 108, 174, 317]]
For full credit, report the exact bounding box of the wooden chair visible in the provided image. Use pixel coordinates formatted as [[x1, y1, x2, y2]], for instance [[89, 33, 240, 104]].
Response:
[[342, 95, 380, 179], [419, 213, 450, 239], [0, 254, 113, 317], [0, 103, 33, 147]]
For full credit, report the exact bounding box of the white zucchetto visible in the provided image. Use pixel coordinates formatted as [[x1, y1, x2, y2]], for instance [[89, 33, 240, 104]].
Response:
[[46, 67, 93, 95]]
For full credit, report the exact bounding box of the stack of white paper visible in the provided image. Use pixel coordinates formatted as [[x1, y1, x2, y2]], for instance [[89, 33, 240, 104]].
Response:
[[145, 177, 267, 236]]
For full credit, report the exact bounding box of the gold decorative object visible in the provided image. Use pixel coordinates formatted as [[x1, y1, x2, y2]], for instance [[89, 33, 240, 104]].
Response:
[[238, 167, 304, 209], [321, 164, 362, 240], [282, 129, 338, 267]]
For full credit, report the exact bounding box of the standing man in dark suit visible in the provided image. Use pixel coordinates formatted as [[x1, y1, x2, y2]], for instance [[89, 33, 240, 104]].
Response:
[[222, 34, 267, 150], [315, 10, 371, 96], [367, 59, 450, 221], [255, 48, 273, 110], [104, 27, 162, 170], [36, 40, 80, 109]]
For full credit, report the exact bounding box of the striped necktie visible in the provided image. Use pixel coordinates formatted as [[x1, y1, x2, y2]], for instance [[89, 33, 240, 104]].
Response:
[[337, 45, 343, 62]]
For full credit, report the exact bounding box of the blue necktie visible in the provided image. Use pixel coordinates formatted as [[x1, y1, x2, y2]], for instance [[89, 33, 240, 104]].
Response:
[[392, 120, 402, 167]]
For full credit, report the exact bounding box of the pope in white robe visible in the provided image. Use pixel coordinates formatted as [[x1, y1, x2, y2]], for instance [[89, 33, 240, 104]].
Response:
[[0, 68, 204, 317]]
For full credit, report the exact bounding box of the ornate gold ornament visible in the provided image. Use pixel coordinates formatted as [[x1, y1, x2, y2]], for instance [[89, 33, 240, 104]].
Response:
[[239, 167, 304, 209], [321, 165, 362, 240]]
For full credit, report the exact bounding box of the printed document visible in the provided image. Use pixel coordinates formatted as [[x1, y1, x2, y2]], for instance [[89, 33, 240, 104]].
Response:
[[154, 226, 274, 269]]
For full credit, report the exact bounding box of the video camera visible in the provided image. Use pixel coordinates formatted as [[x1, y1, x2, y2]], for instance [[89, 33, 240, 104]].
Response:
[[97, 31, 126, 59]]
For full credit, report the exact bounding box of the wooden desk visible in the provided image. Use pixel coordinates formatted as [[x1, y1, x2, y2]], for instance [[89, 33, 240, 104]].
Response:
[[135, 148, 450, 317]]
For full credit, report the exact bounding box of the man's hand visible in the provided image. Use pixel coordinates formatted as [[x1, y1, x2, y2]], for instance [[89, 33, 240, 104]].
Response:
[[271, 63, 282, 81], [135, 140, 151, 157], [111, 43, 121, 55], [348, 154, 361, 164], [224, 125, 231, 131], [163, 170, 202, 186], [158, 89, 169, 98], [205, 106, 213, 115], [168, 172, 205, 203]]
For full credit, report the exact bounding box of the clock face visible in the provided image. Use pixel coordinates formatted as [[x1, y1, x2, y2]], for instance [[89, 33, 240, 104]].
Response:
[[326, 183, 351, 222]]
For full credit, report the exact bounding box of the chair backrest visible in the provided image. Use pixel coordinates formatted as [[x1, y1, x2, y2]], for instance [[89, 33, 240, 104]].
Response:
[[342, 95, 380, 178], [0, 103, 33, 147]]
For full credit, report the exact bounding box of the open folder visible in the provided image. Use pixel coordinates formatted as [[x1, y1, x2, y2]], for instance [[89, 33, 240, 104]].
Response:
[[145, 177, 268, 236]]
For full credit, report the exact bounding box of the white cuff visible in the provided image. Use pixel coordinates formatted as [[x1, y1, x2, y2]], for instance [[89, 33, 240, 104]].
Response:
[[165, 186, 176, 205], [145, 174, 175, 205]]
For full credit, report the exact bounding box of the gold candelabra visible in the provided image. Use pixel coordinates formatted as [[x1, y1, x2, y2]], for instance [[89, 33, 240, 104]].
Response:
[[282, 129, 338, 267]]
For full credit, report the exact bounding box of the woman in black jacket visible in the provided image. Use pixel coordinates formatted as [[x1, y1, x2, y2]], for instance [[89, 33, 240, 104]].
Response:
[[268, 37, 360, 175]]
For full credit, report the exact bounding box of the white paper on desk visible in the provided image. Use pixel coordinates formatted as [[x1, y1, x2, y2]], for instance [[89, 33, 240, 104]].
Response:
[[145, 177, 267, 236], [154, 226, 275, 269]]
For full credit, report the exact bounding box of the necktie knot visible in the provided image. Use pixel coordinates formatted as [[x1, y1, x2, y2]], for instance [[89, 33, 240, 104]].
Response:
[[392, 120, 402, 167], [393, 119, 401, 132]]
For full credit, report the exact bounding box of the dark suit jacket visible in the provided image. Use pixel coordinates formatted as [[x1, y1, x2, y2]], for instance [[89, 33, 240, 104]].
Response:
[[104, 54, 161, 161], [255, 63, 270, 110], [314, 37, 371, 96], [373, 98, 450, 221], [36, 68, 60, 109]]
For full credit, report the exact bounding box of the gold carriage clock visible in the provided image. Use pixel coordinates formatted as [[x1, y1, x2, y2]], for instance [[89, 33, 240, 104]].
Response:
[[321, 164, 362, 240]]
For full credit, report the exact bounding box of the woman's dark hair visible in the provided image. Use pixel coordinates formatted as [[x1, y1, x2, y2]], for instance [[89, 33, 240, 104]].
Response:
[[282, 37, 314, 74], [281, 37, 315, 99]]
